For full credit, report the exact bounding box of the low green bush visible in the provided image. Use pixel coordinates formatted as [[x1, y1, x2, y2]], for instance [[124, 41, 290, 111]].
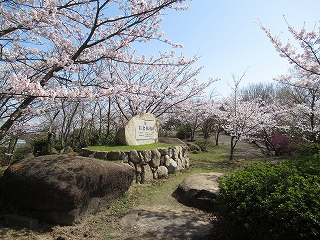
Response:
[[158, 129, 176, 138], [32, 137, 49, 155], [11, 145, 33, 163], [217, 161, 320, 240], [295, 142, 320, 157], [89, 132, 116, 146], [176, 124, 192, 139]]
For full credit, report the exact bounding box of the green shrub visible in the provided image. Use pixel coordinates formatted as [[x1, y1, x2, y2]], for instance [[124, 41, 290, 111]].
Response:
[[289, 153, 320, 176], [217, 162, 320, 240], [52, 141, 64, 151], [176, 124, 192, 139], [295, 142, 320, 157], [32, 137, 49, 155], [103, 133, 116, 146], [158, 129, 176, 138], [11, 145, 33, 163], [88, 131, 116, 146]]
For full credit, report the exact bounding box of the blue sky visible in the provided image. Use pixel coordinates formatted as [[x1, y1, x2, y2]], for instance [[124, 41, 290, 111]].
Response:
[[135, 0, 320, 98]]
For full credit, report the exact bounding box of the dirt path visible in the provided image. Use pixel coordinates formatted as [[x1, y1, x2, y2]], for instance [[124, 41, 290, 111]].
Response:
[[117, 205, 215, 240], [218, 134, 268, 159], [45, 193, 217, 240]]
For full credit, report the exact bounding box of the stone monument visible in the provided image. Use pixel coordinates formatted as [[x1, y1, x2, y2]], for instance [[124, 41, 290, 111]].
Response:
[[116, 113, 159, 145]]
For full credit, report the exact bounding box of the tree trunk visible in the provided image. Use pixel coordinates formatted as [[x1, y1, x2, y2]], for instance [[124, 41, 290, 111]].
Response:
[[0, 96, 35, 141], [229, 136, 238, 160], [1, 137, 18, 166], [215, 130, 220, 146], [46, 110, 60, 154]]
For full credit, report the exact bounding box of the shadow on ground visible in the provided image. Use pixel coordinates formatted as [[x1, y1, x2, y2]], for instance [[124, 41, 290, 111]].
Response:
[[119, 206, 215, 240]]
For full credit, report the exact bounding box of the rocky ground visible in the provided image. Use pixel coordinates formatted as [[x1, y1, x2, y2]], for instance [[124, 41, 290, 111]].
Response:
[[0, 180, 221, 240], [0, 135, 269, 240], [0, 188, 220, 240]]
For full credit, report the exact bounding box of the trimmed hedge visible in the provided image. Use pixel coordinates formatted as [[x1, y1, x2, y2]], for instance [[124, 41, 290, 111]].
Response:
[[217, 160, 320, 240]]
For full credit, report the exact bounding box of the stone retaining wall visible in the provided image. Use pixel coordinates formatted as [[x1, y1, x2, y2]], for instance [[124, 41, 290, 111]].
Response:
[[82, 146, 189, 184]]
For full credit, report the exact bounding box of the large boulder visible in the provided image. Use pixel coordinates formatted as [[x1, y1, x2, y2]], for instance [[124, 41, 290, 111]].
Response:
[[154, 166, 168, 179], [115, 113, 159, 145], [149, 149, 161, 168], [167, 158, 178, 174], [129, 150, 140, 163], [107, 150, 121, 160], [185, 142, 201, 152], [0, 155, 135, 225], [94, 151, 107, 159], [141, 164, 153, 183], [173, 172, 224, 212]]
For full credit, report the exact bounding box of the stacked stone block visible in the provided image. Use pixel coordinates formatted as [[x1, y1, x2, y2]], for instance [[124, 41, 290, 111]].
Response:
[[82, 146, 189, 184]]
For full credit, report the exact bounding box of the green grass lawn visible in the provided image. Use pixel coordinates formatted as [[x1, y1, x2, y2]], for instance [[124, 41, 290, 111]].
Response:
[[109, 140, 270, 213]]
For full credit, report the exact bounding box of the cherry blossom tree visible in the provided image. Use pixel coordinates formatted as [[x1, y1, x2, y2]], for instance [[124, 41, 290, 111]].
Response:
[[261, 21, 320, 142], [157, 96, 218, 142], [223, 98, 269, 160], [222, 72, 278, 159], [261, 22, 320, 86], [224, 80, 293, 158], [103, 53, 216, 120], [201, 117, 214, 139], [204, 102, 227, 145], [0, 0, 194, 142], [37, 96, 122, 153], [174, 98, 214, 141], [277, 85, 320, 142]]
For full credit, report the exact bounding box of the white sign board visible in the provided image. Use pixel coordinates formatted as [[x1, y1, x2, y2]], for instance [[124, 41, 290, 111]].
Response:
[[135, 120, 156, 140]]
